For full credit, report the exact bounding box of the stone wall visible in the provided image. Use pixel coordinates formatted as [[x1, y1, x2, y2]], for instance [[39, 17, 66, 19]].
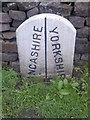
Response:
[[0, 2, 90, 72]]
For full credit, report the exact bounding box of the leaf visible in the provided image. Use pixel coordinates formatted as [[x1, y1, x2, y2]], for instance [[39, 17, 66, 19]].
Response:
[[58, 81, 63, 90], [2, 87, 7, 91], [74, 67, 81, 72], [60, 89, 70, 95], [56, 76, 62, 80], [50, 80, 55, 85], [59, 94, 63, 99], [63, 79, 68, 87], [46, 94, 50, 100], [71, 82, 79, 88]]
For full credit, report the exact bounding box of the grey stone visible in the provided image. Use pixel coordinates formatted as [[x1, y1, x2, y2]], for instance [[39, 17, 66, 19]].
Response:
[[2, 53, 18, 62], [40, 2, 73, 16], [2, 32, 16, 40], [2, 7, 9, 13], [0, 40, 2, 52], [75, 43, 88, 54], [76, 0, 89, 1], [69, 16, 85, 28], [39, 6, 53, 14], [89, 36, 90, 41], [0, 24, 10, 32], [88, 42, 90, 54], [12, 20, 23, 27], [0, 12, 12, 23], [7, 3, 18, 10], [16, 13, 76, 78], [0, 52, 2, 62], [75, 38, 88, 54], [2, 2, 7, 7], [0, 33, 4, 39], [74, 60, 87, 66], [10, 27, 17, 32], [10, 61, 20, 72], [17, 2, 39, 11], [76, 38, 88, 44], [88, 27, 90, 35], [27, 7, 39, 18], [9, 10, 26, 21], [74, 2, 89, 17], [74, 53, 80, 61], [0, 38, 3, 41], [2, 41, 17, 53], [40, 1, 52, 7], [86, 17, 90, 27], [0, 1, 1, 10], [77, 27, 89, 38], [81, 54, 88, 61], [2, 62, 8, 66]]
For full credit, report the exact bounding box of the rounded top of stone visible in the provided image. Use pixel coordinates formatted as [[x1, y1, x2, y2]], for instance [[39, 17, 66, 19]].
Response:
[[16, 13, 76, 34]]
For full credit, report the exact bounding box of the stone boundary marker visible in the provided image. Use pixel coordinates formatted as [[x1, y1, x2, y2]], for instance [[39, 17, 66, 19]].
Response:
[[16, 13, 76, 78]]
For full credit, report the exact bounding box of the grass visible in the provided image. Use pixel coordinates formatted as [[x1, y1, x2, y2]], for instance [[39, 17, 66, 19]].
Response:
[[2, 64, 89, 118]]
